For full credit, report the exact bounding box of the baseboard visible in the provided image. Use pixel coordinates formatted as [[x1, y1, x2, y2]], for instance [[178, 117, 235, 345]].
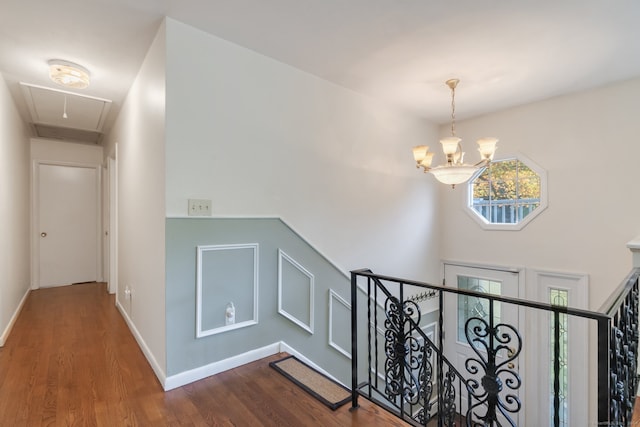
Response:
[[116, 300, 167, 387], [162, 341, 347, 391], [0, 287, 30, 347], [164, 342, 281, 391]]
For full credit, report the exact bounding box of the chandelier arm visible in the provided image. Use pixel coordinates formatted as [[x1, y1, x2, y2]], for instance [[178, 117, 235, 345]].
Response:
[[473, 158, 491, 168]]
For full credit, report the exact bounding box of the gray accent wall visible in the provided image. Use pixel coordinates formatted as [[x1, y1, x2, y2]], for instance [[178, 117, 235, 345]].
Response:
[[165, 217, 354, 383]]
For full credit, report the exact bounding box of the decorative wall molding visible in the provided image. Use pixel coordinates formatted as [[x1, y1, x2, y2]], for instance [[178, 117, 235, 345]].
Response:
[[328, 289, 351, 359], [196, 243, 259, 338], [277, 249, 314, 334]]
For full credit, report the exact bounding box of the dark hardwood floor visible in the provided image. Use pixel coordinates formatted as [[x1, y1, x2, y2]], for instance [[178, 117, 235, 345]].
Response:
[[0, 283, 408, 426]]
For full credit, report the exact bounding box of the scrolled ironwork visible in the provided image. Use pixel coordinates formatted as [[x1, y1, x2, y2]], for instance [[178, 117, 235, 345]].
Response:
[[609, 281, 640, 426], [383, 295, 435, 424], [351, 268, 640, 427], [442, 367, 457, 426], [464, 316, 522, 426]]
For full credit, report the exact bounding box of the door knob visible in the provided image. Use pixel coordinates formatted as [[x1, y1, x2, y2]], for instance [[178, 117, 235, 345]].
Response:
[[40, 232, 47, 237]]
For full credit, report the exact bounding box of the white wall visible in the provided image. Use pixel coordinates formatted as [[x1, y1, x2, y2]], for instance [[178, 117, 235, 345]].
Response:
[[0, 73, 31, 345], [102, 22, 167, 377], [439, 77, 640, 308], [164, 18, 441, 283]]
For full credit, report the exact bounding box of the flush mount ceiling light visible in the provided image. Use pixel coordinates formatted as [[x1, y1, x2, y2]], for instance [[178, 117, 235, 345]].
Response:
[[412, 79, 498, 188], [48, 59, 91, 89]]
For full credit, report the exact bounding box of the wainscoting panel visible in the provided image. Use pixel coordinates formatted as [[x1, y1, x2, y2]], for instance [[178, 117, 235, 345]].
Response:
[[329, 289, 351, 359], [278, 249, 314, 334], [166, 217, 351, 383], [196, 244, 259, 338]]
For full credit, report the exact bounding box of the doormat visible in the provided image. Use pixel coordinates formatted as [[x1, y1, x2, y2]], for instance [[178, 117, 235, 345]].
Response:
[[269, 355, 351, 410]]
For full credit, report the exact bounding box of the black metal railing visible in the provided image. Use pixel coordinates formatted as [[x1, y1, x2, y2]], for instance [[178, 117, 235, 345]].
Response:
[[350, 268, 640, 427], [599, 268, 640, 425]]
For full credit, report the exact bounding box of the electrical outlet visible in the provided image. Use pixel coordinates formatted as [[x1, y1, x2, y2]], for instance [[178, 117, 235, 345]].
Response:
[[188, 199, 212, 216], [124, 285, 131, 299]]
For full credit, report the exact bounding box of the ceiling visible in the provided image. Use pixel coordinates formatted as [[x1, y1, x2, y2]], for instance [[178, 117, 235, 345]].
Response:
[[1, 0, 640, 143]]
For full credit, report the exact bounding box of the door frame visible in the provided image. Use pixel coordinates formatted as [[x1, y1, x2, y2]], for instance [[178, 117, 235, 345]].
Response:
[[441, 260, 527, 426], [528, 269, 589, 426], [107, 153, 118, 295], [31, 160, 103, 289]]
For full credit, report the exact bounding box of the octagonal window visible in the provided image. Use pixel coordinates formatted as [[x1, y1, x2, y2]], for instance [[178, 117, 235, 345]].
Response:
[[467, 155, 547, 230]]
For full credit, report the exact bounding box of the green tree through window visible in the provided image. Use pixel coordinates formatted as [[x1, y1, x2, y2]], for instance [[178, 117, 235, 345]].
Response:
[[471, 158, 541, 224]]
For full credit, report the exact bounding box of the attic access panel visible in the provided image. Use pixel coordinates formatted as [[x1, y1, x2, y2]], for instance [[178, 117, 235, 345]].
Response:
[[20, 82, 112, 132]]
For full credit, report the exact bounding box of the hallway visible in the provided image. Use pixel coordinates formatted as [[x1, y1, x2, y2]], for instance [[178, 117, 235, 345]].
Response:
[[0, 283, 407, 426]]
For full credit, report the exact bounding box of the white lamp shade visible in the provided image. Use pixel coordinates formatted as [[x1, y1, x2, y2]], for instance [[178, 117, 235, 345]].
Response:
[[477, 137, 498, 160], [420, 152, 434, 168], [412, 145, 429, 162], [430, 164, 477, 186], [440, 137, 461, 155]]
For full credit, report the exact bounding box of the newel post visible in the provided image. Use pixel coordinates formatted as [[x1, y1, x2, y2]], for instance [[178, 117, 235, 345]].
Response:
[[628, 236, 640, 268]]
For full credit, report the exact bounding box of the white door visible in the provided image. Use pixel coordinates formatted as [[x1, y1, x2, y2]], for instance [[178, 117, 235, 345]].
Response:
[[39, 164, 98, 287], [443, 264, 522, 426]]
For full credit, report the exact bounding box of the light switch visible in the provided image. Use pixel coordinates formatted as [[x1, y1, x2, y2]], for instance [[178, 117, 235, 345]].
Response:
[[188, 199, 212, 216]]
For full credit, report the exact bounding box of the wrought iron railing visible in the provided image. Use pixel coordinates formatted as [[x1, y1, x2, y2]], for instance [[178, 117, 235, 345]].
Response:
[[350, 268, 640, 426], [599, 268, 640, 425]]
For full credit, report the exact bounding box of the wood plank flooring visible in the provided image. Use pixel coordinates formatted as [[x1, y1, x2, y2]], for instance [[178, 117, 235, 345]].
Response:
[[0, 283, 408, 426]]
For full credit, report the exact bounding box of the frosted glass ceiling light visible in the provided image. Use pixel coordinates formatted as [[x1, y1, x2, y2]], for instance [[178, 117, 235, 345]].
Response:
[[412, 79, 498, 188], [48, 59, 90, 89]]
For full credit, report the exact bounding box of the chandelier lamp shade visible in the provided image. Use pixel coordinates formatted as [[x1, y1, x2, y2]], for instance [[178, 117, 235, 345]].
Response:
[[412, 79, 498, 188]]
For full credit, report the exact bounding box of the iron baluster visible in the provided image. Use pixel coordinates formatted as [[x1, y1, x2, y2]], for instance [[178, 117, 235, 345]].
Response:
[[553, 310, 560, 427], [438, 290, 444, 427], [366, 276, 372, 399], [368, 285, 380, 388], [350, 272, 359, 410]]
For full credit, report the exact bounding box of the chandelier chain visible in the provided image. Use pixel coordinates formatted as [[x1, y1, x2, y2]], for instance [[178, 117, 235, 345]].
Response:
[[450, 84, 456, 137]]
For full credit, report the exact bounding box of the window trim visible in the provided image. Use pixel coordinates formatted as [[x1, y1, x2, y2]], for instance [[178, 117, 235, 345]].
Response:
[[465, 153, 548, 231]]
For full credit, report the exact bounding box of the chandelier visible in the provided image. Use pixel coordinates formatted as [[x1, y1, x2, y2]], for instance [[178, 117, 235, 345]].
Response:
[[412, 79, 497, 188]]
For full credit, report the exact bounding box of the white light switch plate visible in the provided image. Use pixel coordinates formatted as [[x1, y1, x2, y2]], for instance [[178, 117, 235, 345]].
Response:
[[188, 199, 212, 216]]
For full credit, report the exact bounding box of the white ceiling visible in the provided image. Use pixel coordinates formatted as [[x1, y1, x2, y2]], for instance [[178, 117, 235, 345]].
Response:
[[1, 0, 640, 141]]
